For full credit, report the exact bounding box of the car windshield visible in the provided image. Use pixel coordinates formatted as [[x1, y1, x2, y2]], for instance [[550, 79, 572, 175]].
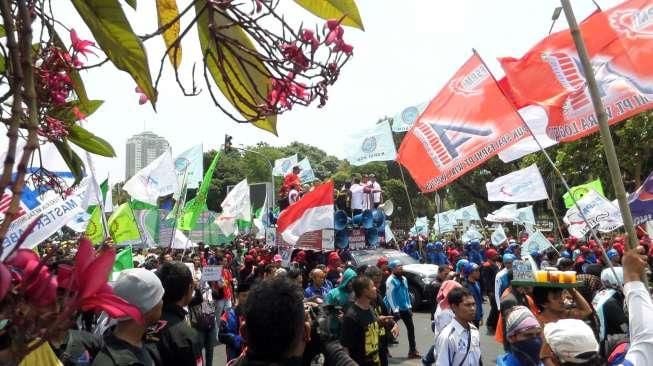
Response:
[[350, 250, 418, 267]]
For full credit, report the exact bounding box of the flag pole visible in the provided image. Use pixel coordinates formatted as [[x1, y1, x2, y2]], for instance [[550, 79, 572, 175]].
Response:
[[127, 199, 147, 248], [169, 167, 189, 248], [397, 162, 416, 221], [83, 152, 110, 239], [559, 0, 639, 251], [434, 192, 441, 238], [547, 198, 566, 242], [474, 49, 621, 281]]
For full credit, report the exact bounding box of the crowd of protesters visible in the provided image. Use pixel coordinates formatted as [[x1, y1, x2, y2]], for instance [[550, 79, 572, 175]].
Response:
[[7, 224, 653, 366]]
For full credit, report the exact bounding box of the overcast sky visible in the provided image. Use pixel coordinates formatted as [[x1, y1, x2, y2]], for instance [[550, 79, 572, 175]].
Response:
[[4, 0, 622, 183]]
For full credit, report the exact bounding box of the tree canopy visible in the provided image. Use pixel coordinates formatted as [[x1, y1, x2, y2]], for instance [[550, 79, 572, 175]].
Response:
[[113, 111, 653, 229]]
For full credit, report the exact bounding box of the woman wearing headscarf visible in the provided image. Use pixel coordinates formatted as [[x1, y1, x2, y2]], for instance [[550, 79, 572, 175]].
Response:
[[497, 306, 544, 366]]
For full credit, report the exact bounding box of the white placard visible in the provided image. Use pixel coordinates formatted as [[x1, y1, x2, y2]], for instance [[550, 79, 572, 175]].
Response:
[[202, 265, 223, 282], [512, 260, 535, 281]]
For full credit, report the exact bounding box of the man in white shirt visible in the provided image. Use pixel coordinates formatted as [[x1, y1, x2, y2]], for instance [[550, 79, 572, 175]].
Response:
[[370, 174, 382, 208], [349, 177, 365, 216], [434, 287, 481, 366]]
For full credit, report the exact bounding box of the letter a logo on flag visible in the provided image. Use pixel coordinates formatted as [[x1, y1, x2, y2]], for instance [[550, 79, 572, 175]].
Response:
[[397, 53, 527, 192]]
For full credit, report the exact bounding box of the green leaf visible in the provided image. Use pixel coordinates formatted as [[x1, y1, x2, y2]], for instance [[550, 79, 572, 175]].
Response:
[[67, 124, 116, 157], [0, 25, 5, 38], [156, 0, 182, 68], [124, 0, 137, 10], [50, 29, 89, 103], [195, 2, 277, 135], [49, 100, 104, 124], [71, 0, 156, 107], [293, 0, 365, 30], [53, 140, 86, 185]]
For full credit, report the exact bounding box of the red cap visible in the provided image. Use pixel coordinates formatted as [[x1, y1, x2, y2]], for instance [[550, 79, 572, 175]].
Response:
[[485, 249, 498, 260], [377, 256, 389, 267]]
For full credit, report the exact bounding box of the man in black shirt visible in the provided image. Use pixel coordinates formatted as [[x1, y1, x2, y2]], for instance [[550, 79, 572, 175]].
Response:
[[155, 262, 203, 366], [341, 275, 382, 366], [92, 268, 164, 366]]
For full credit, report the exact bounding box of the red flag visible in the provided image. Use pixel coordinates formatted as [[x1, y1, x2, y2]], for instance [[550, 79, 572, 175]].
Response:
[[500, 0, 653, 142], [397, 54, 528, 192], [276, 180, 334, 244]]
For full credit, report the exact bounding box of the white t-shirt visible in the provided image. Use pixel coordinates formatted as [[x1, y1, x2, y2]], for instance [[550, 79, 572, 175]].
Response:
[[372, 181, 382, 203], [350, 184, 364, 210]]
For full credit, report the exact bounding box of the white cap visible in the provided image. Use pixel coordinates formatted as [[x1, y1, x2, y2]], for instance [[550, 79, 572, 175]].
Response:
[[600, 267, 623, 288], [112, 268, 164, 318], [544, 319, 599, 363]]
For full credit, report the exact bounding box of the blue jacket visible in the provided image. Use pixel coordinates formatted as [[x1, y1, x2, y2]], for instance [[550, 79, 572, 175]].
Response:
[[465, 280, 483, 322], [384, 274, 411, 312], [219, 308, 243, 361], [304, 282, 332, 299], [433, 252, 449, 266], [468, 249, 483, 265]]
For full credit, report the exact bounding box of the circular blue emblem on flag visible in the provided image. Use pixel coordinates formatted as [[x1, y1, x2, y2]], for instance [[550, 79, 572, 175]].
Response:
[[362, 137, 377, 153], [175, 157, 190, 171], [282, 159, 292, 171], [401, 106, 420, 124]]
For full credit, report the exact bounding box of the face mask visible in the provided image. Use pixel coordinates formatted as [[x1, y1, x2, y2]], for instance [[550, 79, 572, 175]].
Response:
[[512, 337, 543, 366]]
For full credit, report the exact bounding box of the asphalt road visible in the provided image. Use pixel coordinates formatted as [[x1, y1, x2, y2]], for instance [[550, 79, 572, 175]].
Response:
[[213, 303, 502, 365]]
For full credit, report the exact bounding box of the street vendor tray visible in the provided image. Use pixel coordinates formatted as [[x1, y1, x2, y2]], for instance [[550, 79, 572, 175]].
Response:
[[511, 280, 583, 288]]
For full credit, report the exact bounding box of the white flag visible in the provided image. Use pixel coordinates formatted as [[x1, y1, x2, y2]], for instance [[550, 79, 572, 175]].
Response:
[[522, 230, 553, 254], [462, 226, 483, 242], [486, 164, 548, 202], [433, 210, 456, 233], [2, 178, 93, 257], [486, 204, 519, 223], [454, 204, 481, 222], [385, 221, 396, 243], [297, 158, 317, 183], [498, 106, 558, 163], [216, 179, 251, 235], [563, 190, 623, 239], [175, 145, 203, 188], [272, 154, 298, 176], [410, 216, 429, 236], [346, 120, 397, 166], [123, 150, 179, 205], [491, 225, 507, 246], [515, 206, 536, 225], [392, 102, 427, 132]]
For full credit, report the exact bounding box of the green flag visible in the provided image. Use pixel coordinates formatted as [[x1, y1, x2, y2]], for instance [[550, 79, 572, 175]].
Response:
[[85, 206, 104, 244], [111, 246, 133, 281], [562, 179, 605, 208], [108, 203, 141, 243], [84, 178, 110, 244], [179, 152, 221, 231]]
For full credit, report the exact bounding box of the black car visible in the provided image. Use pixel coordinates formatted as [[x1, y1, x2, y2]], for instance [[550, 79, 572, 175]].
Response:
[[348, 249, 439, 309]]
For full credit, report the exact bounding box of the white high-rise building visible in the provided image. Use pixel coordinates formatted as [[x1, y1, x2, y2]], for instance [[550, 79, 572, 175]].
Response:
[[125, 131, 170, 179]]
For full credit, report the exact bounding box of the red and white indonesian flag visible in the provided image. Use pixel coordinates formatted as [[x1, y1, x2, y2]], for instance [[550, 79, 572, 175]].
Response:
[[277, 180, 334, 244]]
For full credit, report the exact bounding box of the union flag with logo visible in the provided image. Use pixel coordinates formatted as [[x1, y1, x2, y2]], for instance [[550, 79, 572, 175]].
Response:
[[397, 53, 528, 192], [500, 0, 653, 143]]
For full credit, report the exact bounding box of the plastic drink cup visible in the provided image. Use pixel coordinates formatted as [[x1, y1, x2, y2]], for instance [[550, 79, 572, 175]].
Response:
[[549, 271, 562, 283], [534, 270, 549, 282], [562, 271, 577, 283]]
